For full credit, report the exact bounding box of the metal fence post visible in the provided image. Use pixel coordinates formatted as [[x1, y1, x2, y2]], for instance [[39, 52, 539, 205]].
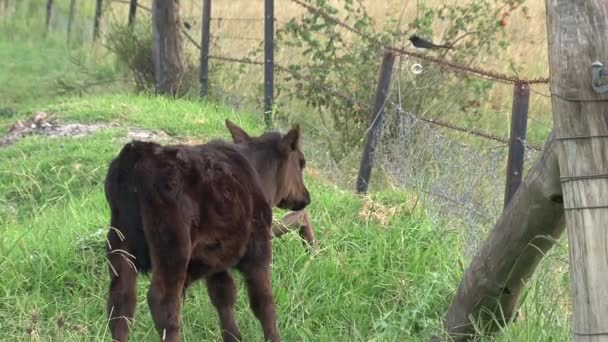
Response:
[[45, 0, 53, 33], [263, 0, 274, 128], [355, 50, 395, 194], [199, 0, 211, 98], [67, 0, 76, 42], [128, 0, 137, 26], [503, 82, 529, 207], [93, 0, 103, 41]]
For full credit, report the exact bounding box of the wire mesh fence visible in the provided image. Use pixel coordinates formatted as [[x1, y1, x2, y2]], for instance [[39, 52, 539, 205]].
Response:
[[365, 52, 546, 256], [22, 0, 553, 254]]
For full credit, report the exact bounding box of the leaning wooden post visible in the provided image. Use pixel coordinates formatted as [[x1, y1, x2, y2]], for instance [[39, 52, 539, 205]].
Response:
[[545, 0, 608, 340], [128, 0, 137, 26], [199, 0, 211, 98], [93, 0, 103, 41], [67, 0, 76, 43], [355, 50, 395, 194], [45, 0, 53, 33], [503, 82, 530, 207], [439, 131, 565, 341], [263, 0, 274, 129]]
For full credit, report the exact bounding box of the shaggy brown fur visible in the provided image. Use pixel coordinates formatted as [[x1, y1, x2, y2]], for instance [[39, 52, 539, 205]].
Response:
[[104, 120, 310, 342]]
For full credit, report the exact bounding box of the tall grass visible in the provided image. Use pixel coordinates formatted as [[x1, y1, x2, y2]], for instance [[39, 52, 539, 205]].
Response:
[[0, 94, 570, 341], [0, 3, 570, 341]]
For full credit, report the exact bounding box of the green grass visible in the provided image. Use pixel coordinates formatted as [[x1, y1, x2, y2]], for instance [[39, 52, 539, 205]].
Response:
[[0, 8, 570, 342], [0, 107, 459, 340], [0, 93, 570, 341], [0, 37, 74, 110]]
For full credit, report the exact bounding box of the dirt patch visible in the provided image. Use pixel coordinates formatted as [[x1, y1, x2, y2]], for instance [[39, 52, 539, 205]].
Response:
[[1, 111, 173, 147], [357, 196, 414, 227]]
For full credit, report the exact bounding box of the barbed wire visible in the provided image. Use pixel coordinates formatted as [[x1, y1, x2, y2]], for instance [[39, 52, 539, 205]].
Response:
[[414, 115, 541, 150], [210, 34, 261, 42], [211, 17, 266, 22], [178, 13, 544, 150], [112, 0, 548, 85], [200, 53, 544, 151], [289, 0, 550, 85], [208, 55, 264, 66]]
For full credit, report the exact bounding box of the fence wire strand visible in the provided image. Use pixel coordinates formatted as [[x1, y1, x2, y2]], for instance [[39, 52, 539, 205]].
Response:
[[211, 17, 266, 22], [198, 52, 545, 151], [175, 2, 552, 256], [289, 0, 549, 85], [109, 0, 551, 256], [375, 71, 543, 255], [210, 34, 262, 42]]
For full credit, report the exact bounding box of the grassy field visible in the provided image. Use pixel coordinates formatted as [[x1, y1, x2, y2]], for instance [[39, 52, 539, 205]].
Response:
[[0, 91, 571, 341], [0, 2, 571, 341]]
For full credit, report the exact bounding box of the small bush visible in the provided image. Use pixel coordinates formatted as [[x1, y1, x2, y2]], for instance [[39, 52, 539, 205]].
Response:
[[105, 21, 200, 97], [105, 22, 156, 92]]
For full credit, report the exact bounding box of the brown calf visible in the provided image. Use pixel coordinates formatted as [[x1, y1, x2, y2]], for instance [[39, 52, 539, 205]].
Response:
[[223, 123, 316, 248], [104, 120, 310, 342]]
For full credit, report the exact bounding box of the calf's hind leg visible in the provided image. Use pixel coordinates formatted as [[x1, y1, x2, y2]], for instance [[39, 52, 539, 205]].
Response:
[[106, 227, 138, 342], [143, 211, 191, 342], [238, 240, 280, 342], [206, 271, 242, 342]]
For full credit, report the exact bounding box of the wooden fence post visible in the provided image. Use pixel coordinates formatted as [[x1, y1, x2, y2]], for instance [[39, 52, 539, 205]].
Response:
[[438, 131, 565, 341], [199, 0, 211, 98], [503, 82, 529, 208], [93, 0, 103, 41], [355, 50, 395, 194], [263, 0, 274, 128], [128, 0, 137, 26], [152, 0, 186, 96], [545, 1, 608, 340], [67, 0, 76, 43], [45, 0, 53, 33]]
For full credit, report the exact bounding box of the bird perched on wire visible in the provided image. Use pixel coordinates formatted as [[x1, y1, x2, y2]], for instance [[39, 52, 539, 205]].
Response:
[[409, 34, 453, 50]]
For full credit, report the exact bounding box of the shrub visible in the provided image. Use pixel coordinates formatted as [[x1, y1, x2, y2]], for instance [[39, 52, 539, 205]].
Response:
[[105, 22, 156, 92], [258, 0, 529, 161]]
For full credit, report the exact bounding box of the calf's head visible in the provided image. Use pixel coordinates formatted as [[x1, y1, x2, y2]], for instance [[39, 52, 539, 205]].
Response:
[[225, 119, 311, 211]]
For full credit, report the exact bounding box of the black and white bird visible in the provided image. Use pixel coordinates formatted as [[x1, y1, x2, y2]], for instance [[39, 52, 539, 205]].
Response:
[[409, 34, 453, 50]]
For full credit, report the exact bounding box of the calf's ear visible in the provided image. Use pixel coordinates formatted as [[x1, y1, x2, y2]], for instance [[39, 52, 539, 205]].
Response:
[[281, 124, 300, 152], [225, 119, 251, 143]]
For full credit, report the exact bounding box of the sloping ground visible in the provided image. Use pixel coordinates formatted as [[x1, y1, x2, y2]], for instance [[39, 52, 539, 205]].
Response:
[[0, 95, 569, 341]]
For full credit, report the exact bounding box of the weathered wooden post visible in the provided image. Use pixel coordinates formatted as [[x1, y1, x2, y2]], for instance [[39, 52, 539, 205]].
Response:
[[263, 0, 274, 128], [45, 0, 53, 33], [438, 131, 565, 341], [355, 50, 395, 194], [152, 0, 186, 96], [545, 0, 608, 340], [67, 0, 76, 43], [440, 1, 608, 340], [128, 0, 137, 26], [199, 0, 211, 98], [504, 82, 529, 207], [93, 0, 103, 41]]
